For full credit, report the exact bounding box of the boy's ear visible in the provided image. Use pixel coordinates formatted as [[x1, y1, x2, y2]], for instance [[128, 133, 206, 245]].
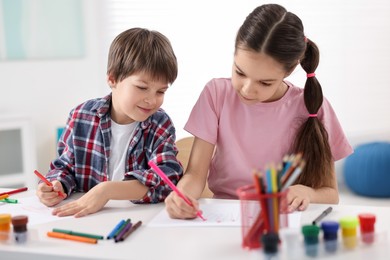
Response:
[[107, 74, 116, 87]]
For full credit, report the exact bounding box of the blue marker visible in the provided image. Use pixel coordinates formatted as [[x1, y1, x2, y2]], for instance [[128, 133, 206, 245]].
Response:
[[107, 219, 125, 239]]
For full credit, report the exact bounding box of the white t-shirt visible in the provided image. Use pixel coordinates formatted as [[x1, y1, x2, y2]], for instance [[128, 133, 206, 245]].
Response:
[[109, 120, 137, 181], [185, 78, 353, 199]]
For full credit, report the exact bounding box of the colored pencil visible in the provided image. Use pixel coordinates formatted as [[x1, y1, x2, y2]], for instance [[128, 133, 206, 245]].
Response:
[[34, 170, 66, 198], [281, 153, 302, 186], [244, 171, 266, 245], [281, 161, 305, 191], [47, 231, 97, 244], [52, 228, 104, 240], [148, 161, 206, 221], [0, 187, 28, 197]]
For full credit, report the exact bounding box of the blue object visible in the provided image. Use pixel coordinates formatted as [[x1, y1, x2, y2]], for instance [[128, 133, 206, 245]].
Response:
[[57, 127, 65, 142], [344, 142, 390, 197], [321, 221, 340, 253]]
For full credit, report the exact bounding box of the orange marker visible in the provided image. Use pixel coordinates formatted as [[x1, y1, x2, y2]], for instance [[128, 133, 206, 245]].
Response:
[[0, 194, 9, 201], [34, 170, 66, 198], [47, 231, 97, 244]]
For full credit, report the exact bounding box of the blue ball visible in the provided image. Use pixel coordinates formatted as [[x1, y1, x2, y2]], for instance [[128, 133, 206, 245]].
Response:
[[344, 142, 390, 197]]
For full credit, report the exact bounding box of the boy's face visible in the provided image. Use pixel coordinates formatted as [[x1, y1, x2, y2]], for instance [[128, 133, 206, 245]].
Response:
[[108, 71, 169, 124]]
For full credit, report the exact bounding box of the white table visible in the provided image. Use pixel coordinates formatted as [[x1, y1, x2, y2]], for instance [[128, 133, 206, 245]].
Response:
[[0, 188, 389, 260]]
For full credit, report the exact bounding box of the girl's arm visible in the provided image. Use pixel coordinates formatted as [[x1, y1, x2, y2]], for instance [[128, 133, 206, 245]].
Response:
[[177, 137, 215, 198], [165, 137, 215, 219], [287, 162, 339, 212]]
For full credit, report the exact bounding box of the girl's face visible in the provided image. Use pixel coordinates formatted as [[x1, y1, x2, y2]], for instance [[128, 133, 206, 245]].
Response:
[[231, 49, 290, 104], [108, 71, 168, 124]]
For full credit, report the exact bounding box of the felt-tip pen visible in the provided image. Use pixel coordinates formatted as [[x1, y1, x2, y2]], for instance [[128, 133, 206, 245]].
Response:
[[52, 228, 104, 240], [312, 206, 332, 225]]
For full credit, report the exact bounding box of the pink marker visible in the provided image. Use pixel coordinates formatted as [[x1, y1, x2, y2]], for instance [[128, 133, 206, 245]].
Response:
[[148, 161, 206, 221]]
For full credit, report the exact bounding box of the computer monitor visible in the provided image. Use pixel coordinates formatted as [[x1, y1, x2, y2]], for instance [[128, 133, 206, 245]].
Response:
[[0, 116, 37, 188]]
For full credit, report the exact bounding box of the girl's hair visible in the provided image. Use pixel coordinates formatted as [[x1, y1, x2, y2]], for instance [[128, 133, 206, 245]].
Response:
[[107, 27, 177, 84], [235, 4, 332, 188]]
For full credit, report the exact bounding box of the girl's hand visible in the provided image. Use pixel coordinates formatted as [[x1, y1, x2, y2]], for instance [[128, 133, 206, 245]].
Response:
[[52, 183, 109, 218], [36, 180, 67, 207], [165, 190, 200, 219], [286, 184, 311, 212]]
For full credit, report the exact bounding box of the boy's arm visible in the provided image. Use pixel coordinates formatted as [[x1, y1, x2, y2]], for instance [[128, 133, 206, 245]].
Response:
[[45, 119, 77, 195], [125, 114, 183, 203]]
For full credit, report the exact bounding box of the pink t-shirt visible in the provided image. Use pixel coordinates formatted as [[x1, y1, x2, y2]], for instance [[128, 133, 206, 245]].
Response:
[[185, 78, 353, 199]]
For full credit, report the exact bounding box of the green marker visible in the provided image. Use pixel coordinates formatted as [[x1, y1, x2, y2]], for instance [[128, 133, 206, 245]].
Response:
[[0, 198, 18, 204], [52, 228, 104, 240], [113, 218, 131, 239]]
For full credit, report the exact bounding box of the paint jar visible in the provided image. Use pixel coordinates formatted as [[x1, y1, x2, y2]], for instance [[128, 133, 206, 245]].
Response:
[[236, 185, 288, 250], [301, 225, 320, 257], [279, 228, 302, 259], [11, 215, 28, 243], [340, 216, 359, 249], [261, 232, 279, 256], [358, 213, 376, 244], [321, 221, 340, 253], [0, 214, 12, 242]]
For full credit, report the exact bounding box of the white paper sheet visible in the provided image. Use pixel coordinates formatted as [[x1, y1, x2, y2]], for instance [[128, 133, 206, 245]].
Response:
[[148, 201, 301, 227], [0, 196, 74, 226]]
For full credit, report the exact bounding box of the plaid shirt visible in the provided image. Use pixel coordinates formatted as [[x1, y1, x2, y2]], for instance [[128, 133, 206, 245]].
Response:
[[46, 94, 183, 203]]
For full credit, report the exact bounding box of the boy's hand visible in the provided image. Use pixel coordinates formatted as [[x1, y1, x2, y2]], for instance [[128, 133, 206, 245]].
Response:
[[36, 180, 67, 207], [286, 184, 311, 212], [165, 190, 200, 219], [52, 183, 109, 218]]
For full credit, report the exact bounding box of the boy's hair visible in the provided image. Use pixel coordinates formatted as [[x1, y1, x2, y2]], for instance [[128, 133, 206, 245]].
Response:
[[235, 4, 332, 188], [107, 28, 177, 84]]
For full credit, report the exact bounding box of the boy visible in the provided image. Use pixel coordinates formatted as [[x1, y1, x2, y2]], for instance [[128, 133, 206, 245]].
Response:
[[36, 28, 183, 217]]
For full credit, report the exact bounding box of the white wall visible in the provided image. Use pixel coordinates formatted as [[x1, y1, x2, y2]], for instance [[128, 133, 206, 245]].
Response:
[[1, 0, 390, 182]]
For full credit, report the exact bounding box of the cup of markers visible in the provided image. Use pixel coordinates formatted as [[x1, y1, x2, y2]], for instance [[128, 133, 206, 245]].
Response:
[[236, 153, 305, 252], [236, 185, 288, 250]]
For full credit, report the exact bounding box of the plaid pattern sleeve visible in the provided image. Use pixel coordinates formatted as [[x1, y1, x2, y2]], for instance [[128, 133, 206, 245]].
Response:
[[45, 96, 111, 195], [124, 109, 183, 204], [45, 111, 78, 195]]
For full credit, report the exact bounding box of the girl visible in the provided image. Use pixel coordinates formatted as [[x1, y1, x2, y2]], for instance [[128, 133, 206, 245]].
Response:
[[165, 4, 353, 219]]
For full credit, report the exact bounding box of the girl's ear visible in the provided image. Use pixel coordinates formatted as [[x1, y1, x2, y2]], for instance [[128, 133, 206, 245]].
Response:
[[284, 62, 299, 78], [107, 74, 116, 88]]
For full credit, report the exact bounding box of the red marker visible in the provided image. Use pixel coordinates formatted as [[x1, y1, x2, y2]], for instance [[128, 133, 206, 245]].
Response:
[[0, 187, 28, 197], [34, 170, 66, 198]]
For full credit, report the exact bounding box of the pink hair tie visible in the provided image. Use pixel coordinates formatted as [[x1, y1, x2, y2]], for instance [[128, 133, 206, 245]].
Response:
[[308, 114, 318, 118], [307, 73, 316, 78]]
